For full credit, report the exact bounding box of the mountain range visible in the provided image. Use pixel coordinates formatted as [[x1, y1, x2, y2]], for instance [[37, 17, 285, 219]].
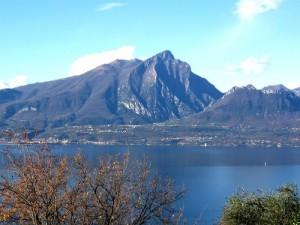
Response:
[[0, 50, 299, 130]]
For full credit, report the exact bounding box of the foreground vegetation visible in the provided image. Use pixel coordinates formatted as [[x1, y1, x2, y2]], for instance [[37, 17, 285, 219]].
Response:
[[221, 185, 300, 225], [1, 143, 300, 225], [0, 145, 186, 225]]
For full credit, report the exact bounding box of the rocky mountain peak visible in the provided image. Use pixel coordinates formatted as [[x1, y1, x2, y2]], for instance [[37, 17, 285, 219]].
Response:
[[154, 50, 175, 61], [226, 85, 257, 96], [262, 84, 290, 94], [245, 84, 256, 90], [294, 87, 300, 97]]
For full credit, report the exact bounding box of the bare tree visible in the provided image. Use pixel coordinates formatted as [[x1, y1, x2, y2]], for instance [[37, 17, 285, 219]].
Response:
[[0, 145, 186, 225]]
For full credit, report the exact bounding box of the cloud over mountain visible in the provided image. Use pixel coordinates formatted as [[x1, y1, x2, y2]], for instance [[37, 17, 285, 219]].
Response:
[[226, 56, 269, 74], [68, 46, 135, 76], [0, 75, 28, 90]]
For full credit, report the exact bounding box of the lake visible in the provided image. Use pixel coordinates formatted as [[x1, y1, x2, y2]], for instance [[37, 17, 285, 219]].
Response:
[[2, 144, 300, 224]]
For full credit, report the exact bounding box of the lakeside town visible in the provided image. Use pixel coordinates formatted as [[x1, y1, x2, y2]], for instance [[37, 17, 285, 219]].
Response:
[[2, 124, 300, 148]]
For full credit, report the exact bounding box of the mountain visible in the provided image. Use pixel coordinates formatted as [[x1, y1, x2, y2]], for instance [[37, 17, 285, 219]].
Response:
[[294, 88, 300, 97], [262, 84, 290, 94], [184, 84, 300, 126], [0, 50, 222, 129]]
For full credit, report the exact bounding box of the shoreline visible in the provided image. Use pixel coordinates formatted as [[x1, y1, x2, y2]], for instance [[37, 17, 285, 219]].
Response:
[[1, 141, 300, 149]]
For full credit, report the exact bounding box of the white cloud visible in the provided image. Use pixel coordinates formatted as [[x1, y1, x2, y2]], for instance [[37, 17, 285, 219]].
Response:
[[97, 2, 126, 11], [226, 56, 270, 74], [68, 46, 136, 76], [0, 81, 7, 90], [0, 75, 28, 90], [286, 82, 300, 90], [235, 0, 282, 19]]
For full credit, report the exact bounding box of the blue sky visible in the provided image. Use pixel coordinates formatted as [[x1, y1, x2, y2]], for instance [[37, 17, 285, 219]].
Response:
[[0, 0, 299, 91]]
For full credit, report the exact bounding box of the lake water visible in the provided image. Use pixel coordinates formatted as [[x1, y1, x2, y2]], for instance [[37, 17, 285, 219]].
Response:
[[2, 144, 300, 225]]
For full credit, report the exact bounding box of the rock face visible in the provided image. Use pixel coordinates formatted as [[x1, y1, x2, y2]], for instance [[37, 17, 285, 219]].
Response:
[[185, 85, 300, 126], [262, 84, 290, 94], [0, 50, 222, 129], [294, 87, 300, 97]]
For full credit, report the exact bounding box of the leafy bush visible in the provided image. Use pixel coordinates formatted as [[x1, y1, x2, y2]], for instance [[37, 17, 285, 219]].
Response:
[[221, 185, 300, 225]]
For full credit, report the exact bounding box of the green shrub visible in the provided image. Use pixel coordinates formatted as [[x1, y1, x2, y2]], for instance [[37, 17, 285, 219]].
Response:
[[221, 185, 300, 225]]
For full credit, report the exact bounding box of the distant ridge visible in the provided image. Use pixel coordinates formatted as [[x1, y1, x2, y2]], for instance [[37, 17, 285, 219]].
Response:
[[262, 84, 290, 94], [182, 84, 300, 127]]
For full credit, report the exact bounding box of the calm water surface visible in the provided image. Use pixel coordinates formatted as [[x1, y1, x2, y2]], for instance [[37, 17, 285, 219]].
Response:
[[2, 144, 300, 225]]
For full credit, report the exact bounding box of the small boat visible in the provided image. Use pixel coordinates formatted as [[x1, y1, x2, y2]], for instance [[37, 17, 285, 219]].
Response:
[[264, 161, 267, 167]]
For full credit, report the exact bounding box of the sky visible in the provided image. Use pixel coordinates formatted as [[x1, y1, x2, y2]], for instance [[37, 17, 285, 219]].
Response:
[[0, 0, 299, 92]]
